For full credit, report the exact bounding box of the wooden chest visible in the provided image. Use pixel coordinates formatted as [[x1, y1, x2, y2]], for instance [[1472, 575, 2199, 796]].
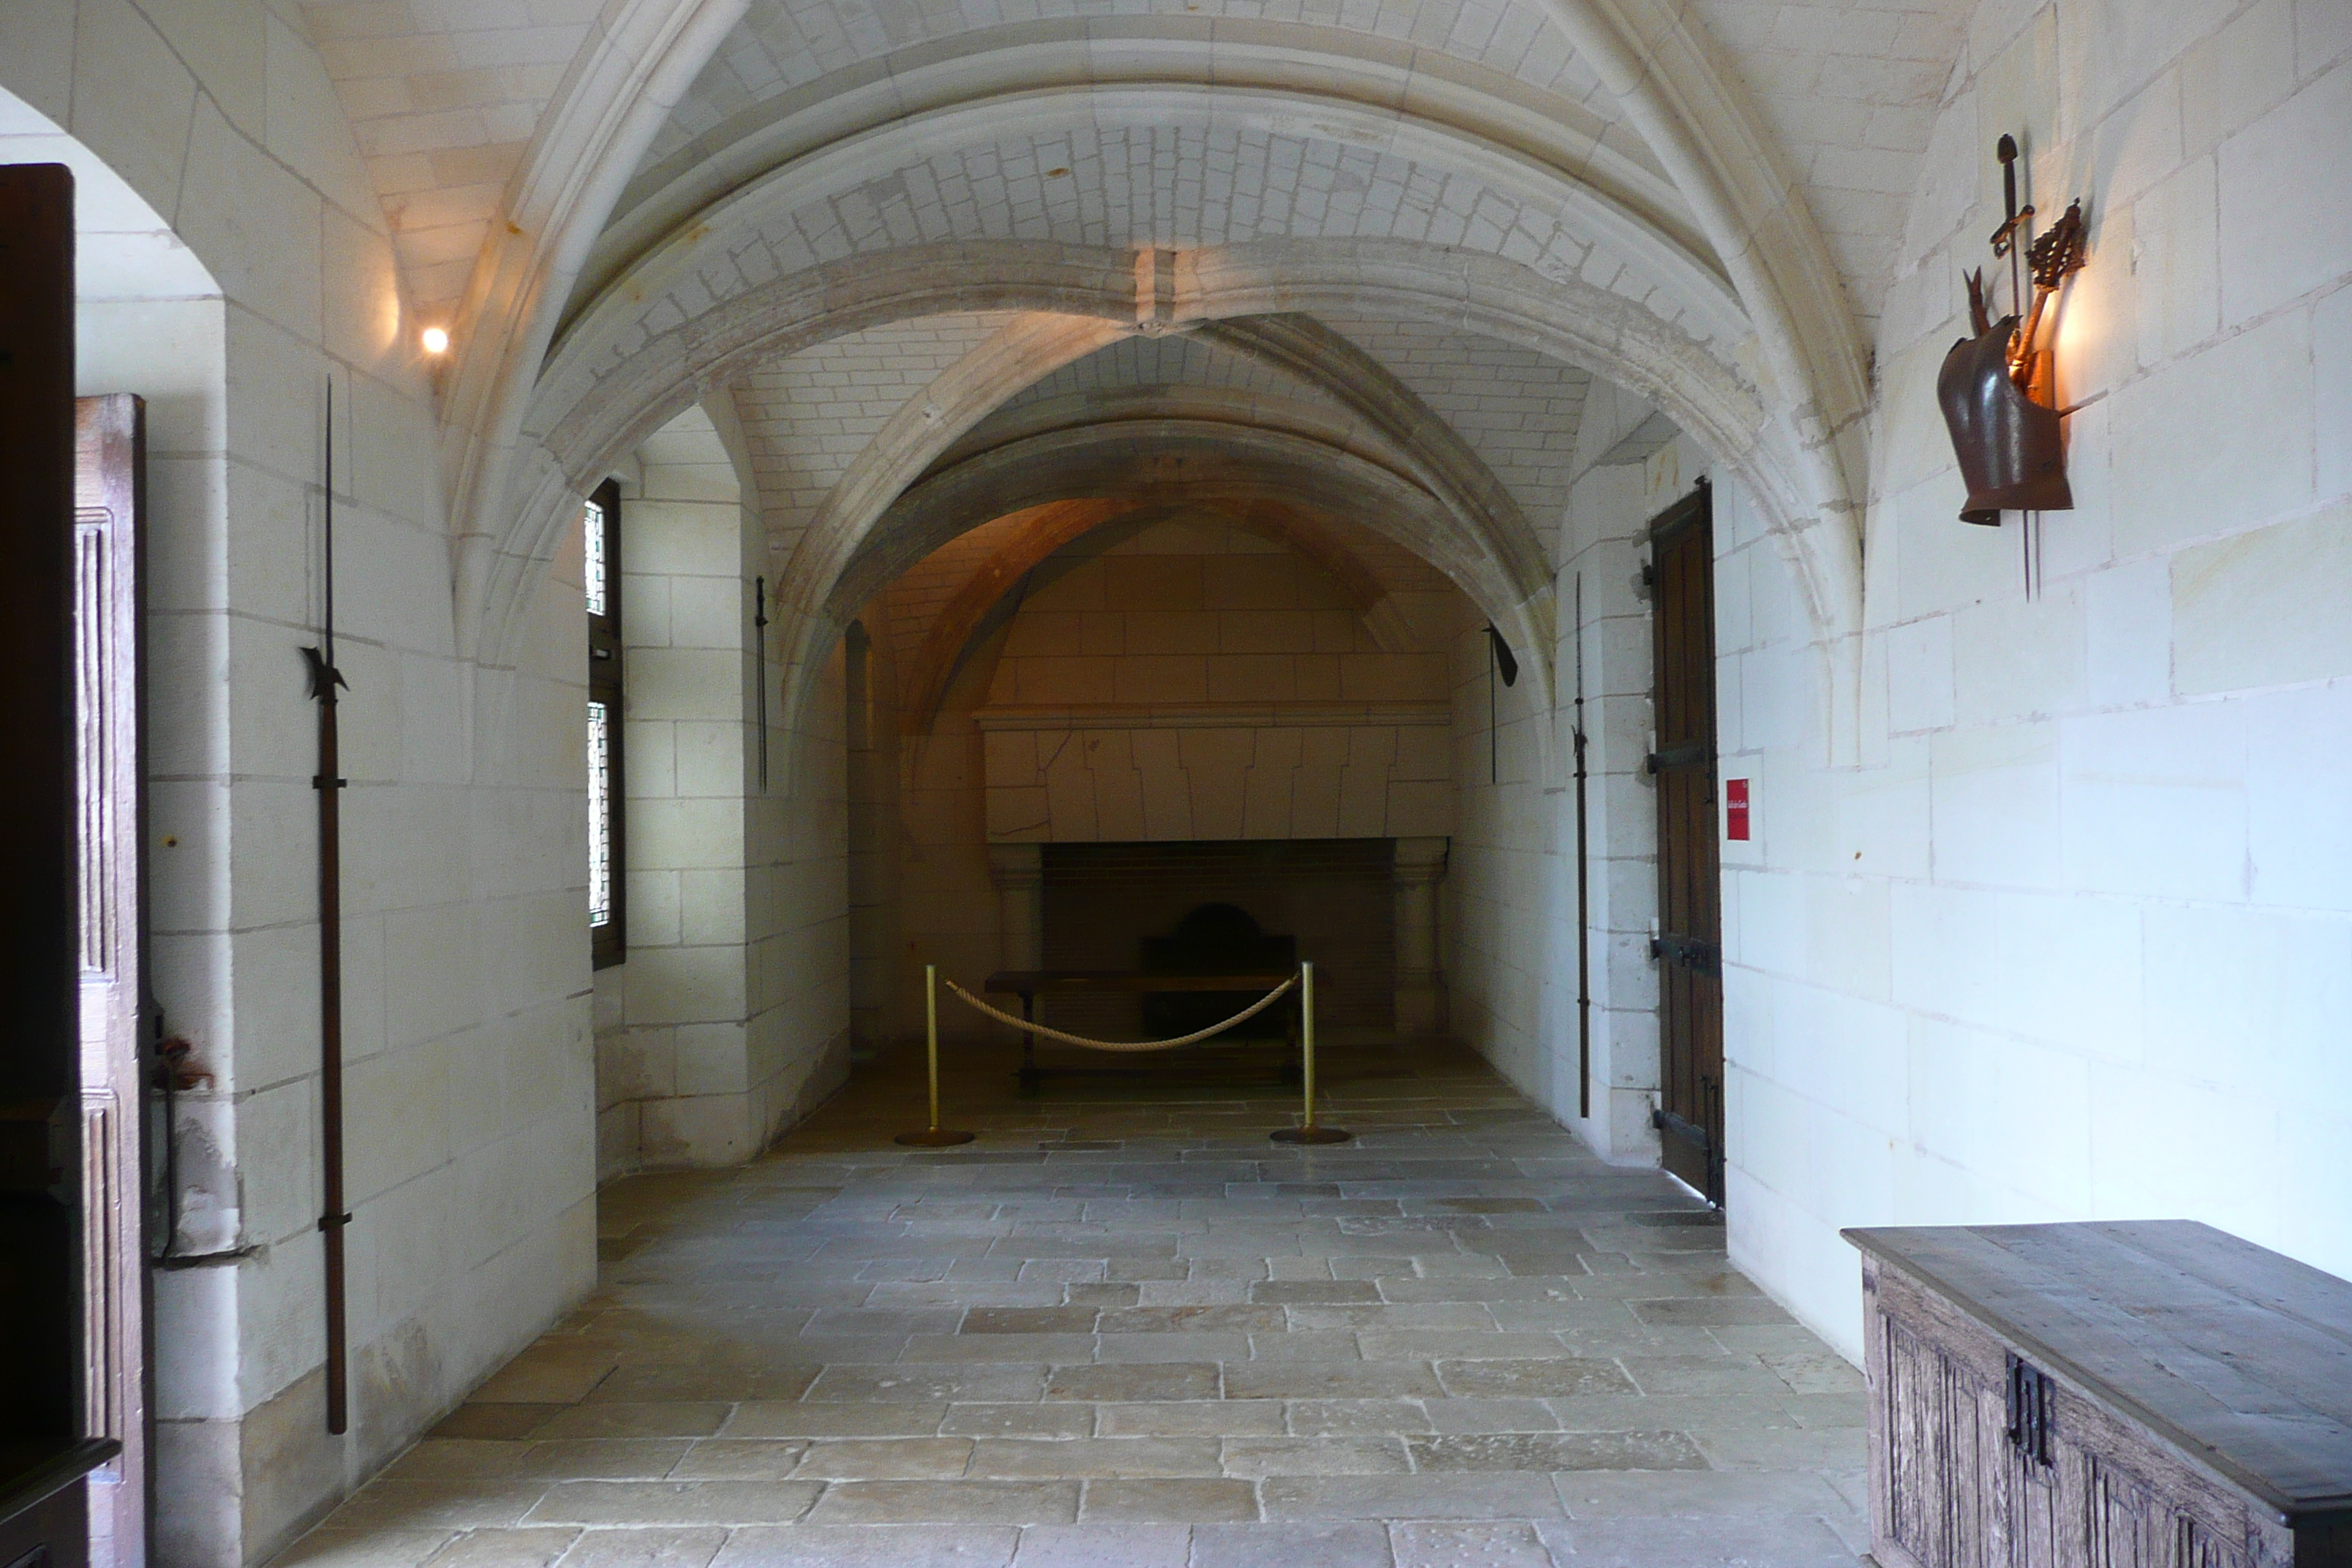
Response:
[[1844, 1222, 2352, 1568]]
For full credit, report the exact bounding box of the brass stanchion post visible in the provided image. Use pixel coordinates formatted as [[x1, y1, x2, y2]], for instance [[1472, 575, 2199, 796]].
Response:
[[1272, 961, 1350, 1144], [897, 963, 975, 1147]]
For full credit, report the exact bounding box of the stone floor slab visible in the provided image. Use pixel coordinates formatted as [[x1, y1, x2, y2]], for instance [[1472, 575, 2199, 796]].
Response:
[[273, 1042, 1863, 1568], [1188, 1522, 1395, 1568], [1007, 1523, 1191, 1567], [709, 1524, 1017, 1567]]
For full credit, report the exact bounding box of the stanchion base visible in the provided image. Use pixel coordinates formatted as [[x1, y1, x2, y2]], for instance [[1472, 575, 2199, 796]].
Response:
[[895, 1128, 976, 1147], [1270, 1125, 1353, 1145]]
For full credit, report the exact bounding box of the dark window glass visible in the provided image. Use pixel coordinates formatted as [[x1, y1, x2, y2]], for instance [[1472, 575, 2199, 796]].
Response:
[[587, 479, 626, 968]]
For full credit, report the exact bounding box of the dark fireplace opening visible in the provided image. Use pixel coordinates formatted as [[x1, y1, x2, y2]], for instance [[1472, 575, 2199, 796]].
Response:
[[1041, 839, 1396, 1041], [1139, 903, 1298, 1041]]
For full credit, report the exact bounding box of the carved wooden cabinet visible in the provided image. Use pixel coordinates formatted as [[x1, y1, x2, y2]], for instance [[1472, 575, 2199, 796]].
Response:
[[1844, 1222, 2352, 1568]]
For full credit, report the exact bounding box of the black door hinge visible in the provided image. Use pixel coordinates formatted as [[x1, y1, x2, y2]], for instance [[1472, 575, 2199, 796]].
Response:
[[2006, 1353, 2055, 1466], [1648, 933, 1722, 976], [1645, 741, 1713, 774]]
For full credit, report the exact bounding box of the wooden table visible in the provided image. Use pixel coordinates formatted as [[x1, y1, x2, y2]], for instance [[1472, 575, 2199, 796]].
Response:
[[982, 969, 1300, 1088]]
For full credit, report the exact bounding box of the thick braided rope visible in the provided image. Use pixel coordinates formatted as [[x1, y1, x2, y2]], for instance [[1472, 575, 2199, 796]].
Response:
[[943, 973, 1299, 1054]]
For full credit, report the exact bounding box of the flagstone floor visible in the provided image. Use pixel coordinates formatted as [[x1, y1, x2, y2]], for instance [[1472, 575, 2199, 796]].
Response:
[[278, 1039, 1869, 1568]]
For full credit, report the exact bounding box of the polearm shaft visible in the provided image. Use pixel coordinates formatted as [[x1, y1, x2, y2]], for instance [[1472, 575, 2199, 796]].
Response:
[[1574, 573, 1591, 1121], [753, 576, 769, 791], [304, 380, 351, 1436]]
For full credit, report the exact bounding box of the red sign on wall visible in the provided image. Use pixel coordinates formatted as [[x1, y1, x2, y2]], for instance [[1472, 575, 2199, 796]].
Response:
[[1725, 777, 1750, 841]]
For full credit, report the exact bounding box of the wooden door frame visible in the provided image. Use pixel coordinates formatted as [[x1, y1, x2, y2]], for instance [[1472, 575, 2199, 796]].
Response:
[[75, 393, 151, 1568]]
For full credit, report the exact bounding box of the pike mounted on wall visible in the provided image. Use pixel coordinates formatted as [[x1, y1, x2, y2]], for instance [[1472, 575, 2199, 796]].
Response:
[[1937, 135, 2089, 525], [305, 380, 352, 1436]]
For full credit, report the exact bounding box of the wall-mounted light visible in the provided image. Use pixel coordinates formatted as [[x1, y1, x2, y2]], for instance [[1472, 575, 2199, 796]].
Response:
[[1937, 135, 2087, 530], [420, 325, 451, 355]]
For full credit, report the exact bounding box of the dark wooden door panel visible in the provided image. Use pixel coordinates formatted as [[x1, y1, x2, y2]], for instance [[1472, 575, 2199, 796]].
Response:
[[0, 159, 115, 1567], [1647, 482, 1722, 1203]]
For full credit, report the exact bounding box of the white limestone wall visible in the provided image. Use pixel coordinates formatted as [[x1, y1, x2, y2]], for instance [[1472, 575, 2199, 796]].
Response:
[[1441, 391, 1692, 1168], [973, 522, 1455, 845], [4, 7, 598, 1561], [596, 415, 749, 1175], [755, 640, 855, 1128], [1722, 0, 2352, 1360], [594, 405, 854, 1175]]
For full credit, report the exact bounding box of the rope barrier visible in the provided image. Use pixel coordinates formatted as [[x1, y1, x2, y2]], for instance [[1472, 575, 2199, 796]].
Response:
[[942, 973, 1299, 1054]]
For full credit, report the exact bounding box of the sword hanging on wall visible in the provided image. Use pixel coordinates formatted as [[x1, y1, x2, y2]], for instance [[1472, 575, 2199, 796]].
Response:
[[753, 576, 769, 791], [301, 379, 351, 1436]]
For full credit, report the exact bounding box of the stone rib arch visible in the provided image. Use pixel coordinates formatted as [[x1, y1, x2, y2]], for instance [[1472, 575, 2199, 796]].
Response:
[[491, 75, 1851, 713], [939, 385, 1436, 496], [472, 244, 1139, 669], [732, 293, 1564, 786], [440, 0, 753, 666], [541, 81, 1753, 408], [580, 19, 1708, 317], [832, 426, 1534, 644], [489, 234, 1850, 701], [942, 317, 1551, 602], [1199, 316, 1553, 598], [491, 231, 1860, 773], [437, 0, 1869, 737], [893, 497, 1456, 734], [800, 419, 1556, 778], [742, 300, 1557, 782], [894, 500, 1147, 731], [768, 313, 1131, 630]]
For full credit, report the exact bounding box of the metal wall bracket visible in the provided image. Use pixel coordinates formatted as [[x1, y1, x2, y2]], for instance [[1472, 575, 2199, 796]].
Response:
[[1648, 933, 1722, 976], [1645, 741, 1713, 774], [2007, 1352, 2056, 1466]]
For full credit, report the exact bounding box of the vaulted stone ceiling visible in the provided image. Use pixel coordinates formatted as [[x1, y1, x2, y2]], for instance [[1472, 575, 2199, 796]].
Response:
[[372, 0, 1980, 700], [720, 306, 1590, 630], [298, 0, 1969, 338], [300, 0, 604, 314]]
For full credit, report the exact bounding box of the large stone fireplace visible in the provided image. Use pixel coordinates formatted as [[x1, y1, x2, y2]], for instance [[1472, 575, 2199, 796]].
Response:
[[988, 835, 1449, 1043], [975, 683, 1456, 1042]]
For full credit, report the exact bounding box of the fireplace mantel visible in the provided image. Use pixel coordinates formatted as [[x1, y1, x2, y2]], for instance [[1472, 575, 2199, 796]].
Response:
[[975, 701, 1450, 732], [980, 703, 1454, 845]]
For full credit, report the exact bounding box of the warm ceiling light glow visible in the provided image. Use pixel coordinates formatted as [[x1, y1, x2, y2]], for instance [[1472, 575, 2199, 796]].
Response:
[[421, 326, 451, 355]]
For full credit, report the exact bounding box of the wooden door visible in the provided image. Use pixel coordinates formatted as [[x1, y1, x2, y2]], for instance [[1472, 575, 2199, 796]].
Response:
[[1647, 481, 1723, 1205], [0, 161, 113, 1568], [75, 395, 148, 1568]]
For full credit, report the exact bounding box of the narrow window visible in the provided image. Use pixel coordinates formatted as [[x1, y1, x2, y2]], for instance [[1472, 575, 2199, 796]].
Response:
[[587, 479, 626, 967]]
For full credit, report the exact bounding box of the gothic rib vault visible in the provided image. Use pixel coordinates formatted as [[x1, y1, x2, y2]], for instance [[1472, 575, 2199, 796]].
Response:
[[290, 0, 1975, 766]]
